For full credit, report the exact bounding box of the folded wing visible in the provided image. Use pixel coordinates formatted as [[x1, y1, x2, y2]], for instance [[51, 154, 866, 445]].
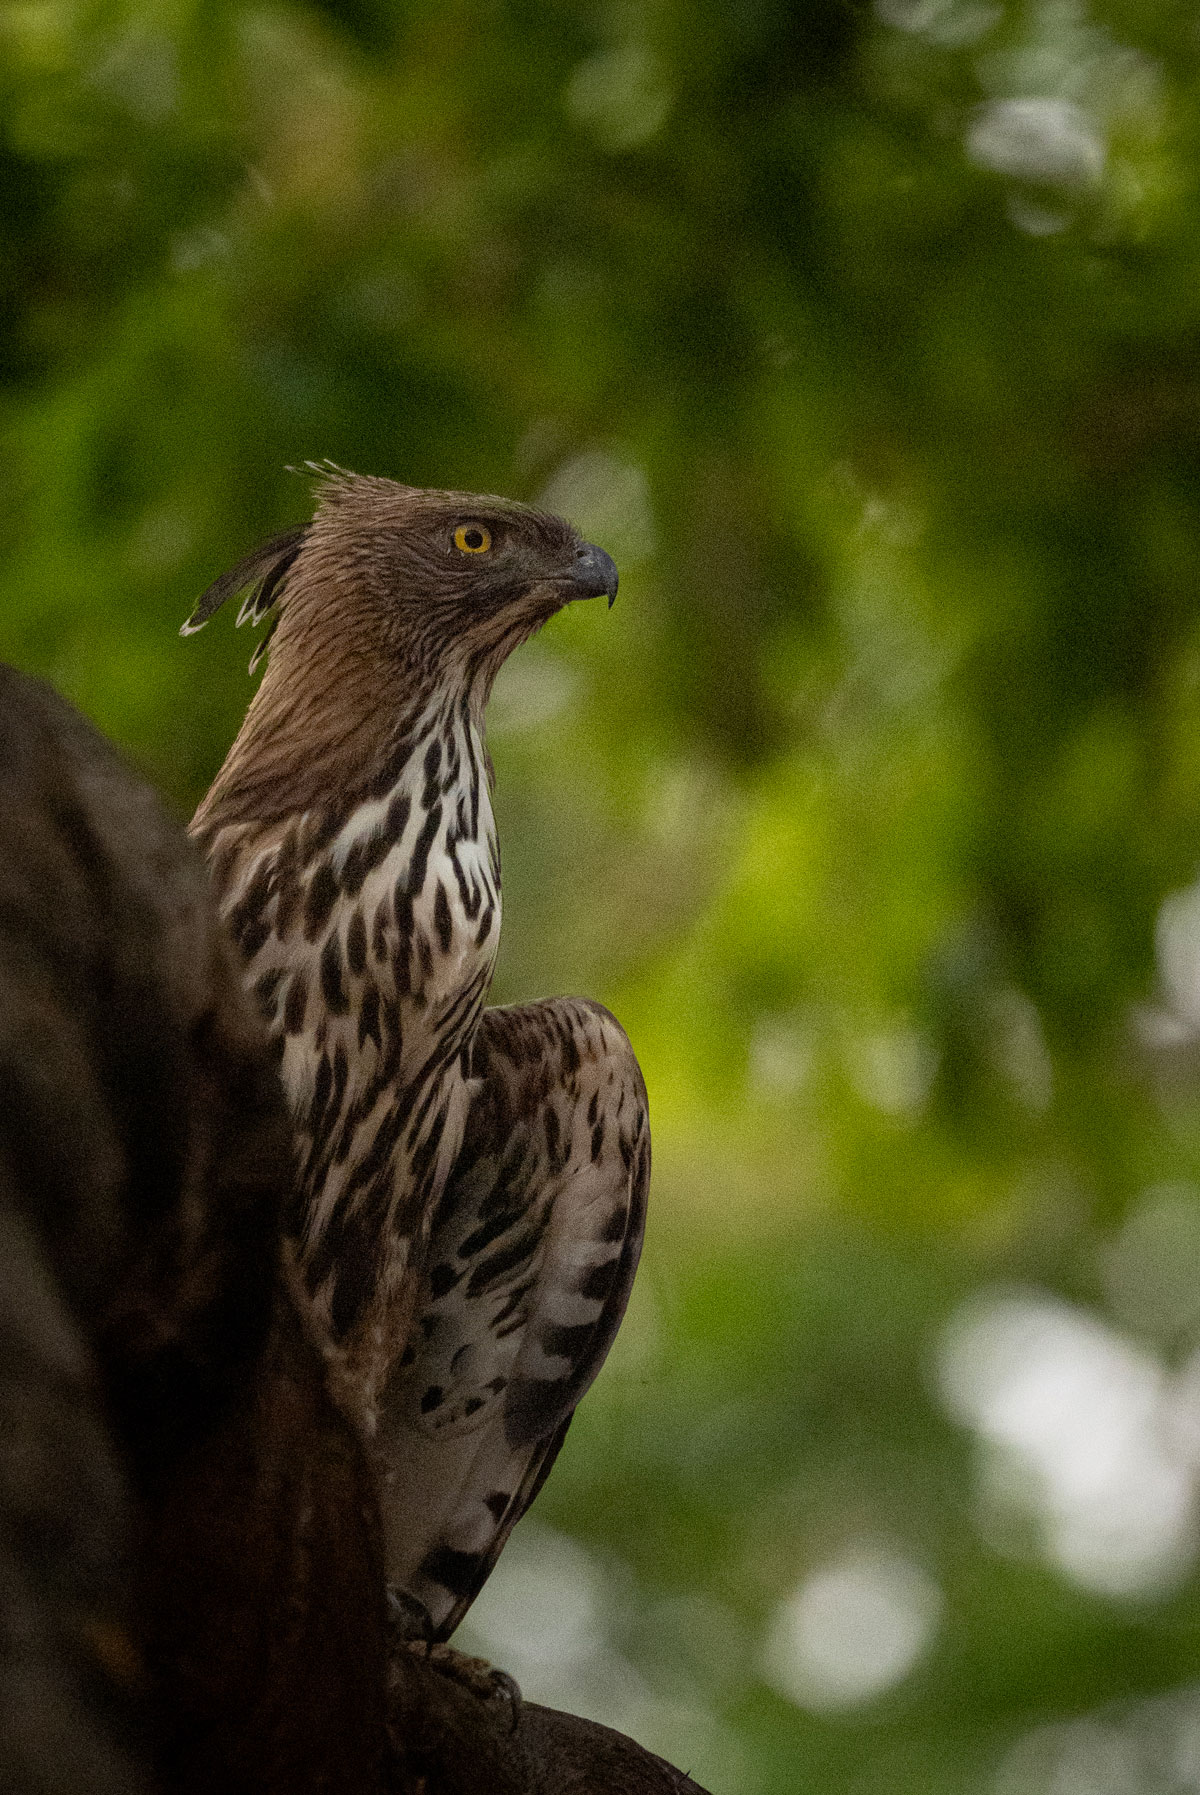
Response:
[[376, 997, 649, 1640]]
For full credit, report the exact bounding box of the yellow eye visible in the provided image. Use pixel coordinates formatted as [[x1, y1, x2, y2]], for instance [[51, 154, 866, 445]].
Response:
[[454, 523, 492, 554]]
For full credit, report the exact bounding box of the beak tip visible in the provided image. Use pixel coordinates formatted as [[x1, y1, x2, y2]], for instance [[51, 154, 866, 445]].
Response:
[[572, 541, 619, 607]]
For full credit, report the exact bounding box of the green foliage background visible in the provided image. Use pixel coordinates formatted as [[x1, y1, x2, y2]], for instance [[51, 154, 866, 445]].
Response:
[[8, 2, 1200, 1788]]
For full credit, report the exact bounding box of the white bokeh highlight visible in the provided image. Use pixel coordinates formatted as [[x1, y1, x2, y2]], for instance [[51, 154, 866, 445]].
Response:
[[749, 1014, 815, 1101], [875, 0, 1000, 49], [565, 45, 674, 152], [762, 1549, 942, 1712], [994, 1683, 1200, 1795], [1155, 881, 1200, 1034], [966, 96, 1106, 189], [845, 1025, 938, 1120], [939, 1288, 1200, 1597]]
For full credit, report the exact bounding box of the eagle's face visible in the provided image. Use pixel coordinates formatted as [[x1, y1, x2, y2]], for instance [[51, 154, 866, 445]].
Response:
[[299, 474, 618, 683]]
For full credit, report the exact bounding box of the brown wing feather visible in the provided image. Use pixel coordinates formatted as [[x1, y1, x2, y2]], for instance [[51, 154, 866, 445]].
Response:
[[374, 997, 649, 1640]]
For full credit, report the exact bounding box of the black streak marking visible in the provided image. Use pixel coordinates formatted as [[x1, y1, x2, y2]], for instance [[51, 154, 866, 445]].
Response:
[[422, 739, 442, 806], [491, 1278, 535, 1330], [347, 907, 367, 975], [274, 830, 302, 934], [434, 882, 452, 954], [580, 1261, 616, 1302], [342, 824, 393, 897], [601, 1205, 627, 1243], [343, 1104, 404, 1202], [387, 790, 412, 840], [419, 1545, 485, 1600], [540, 1321, 594, 1362], [373, 898, 390, 961], [320, 931, 348, 1014], [239, 912, 271, 961], [283, 972, 308, 1035], [459, 1209, 518, 1259], [466, 1228, 541, 1299], [358, 983, 381, 1052], [304, 862, 339, 940], [331, 1041, 349, 1119], [429, 1262, 461, 1298], [406, 802, 442, 896], [310, 1054, 333, 1132]]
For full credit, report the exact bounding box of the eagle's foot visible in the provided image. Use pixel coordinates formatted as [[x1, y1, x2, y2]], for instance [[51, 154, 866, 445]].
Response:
[[409, 1641, 523, 1731], [388, 1589, 522, 1731]]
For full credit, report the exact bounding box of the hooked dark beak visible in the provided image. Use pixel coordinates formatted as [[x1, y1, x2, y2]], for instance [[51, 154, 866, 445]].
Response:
[[567, 541, 619, 608]]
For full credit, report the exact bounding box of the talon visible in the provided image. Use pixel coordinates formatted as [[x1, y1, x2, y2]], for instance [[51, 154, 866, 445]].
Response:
[[489, 1667, 523, 1731], [417, 1640, 524, 1727], [475, 1661, 523, 1732]]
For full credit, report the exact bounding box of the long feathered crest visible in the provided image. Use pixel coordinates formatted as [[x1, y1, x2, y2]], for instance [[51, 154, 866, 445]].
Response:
[[289, 456, 355, 484], [180, 527, 309, 669]]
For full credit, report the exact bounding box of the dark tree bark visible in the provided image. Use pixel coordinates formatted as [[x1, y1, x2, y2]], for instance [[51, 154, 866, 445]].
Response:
[[0, 664, 711, 1795], [0, 665, 386, 1795], [388, 1649, 711, 1794]]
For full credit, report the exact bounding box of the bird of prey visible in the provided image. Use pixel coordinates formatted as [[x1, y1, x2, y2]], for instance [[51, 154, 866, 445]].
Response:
[[184, 467, 649, 1642]]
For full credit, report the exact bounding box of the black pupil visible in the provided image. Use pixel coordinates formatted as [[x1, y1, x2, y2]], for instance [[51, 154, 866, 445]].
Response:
[[464, 528, 484, 549]]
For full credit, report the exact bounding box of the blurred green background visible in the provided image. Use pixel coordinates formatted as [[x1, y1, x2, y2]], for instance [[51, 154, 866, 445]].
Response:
[[10, 1, 1200, 1789]]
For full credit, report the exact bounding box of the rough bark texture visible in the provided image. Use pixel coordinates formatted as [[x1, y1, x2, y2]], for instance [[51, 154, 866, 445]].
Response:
[[0, 663, 710, 1795], [0, 664, 387, 1795], [145, 1278, 389, 1795]]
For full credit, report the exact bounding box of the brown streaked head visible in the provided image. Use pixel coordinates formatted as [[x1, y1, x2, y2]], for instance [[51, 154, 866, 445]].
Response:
[[185, 467, 618, 836], [183, 467, 617, 675]]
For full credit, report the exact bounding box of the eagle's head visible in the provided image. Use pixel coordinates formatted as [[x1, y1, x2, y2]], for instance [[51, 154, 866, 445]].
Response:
[[184, 466, 616, 688], [185, 467, 618, 832]]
